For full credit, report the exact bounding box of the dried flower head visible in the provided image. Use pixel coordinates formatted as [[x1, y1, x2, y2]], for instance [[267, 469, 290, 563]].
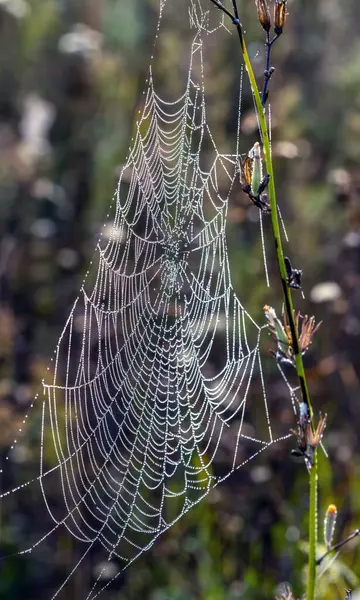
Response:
[[264, 305, 321, 367], [308, 413, 327, 450], [274, 0, 287, 35], [291, 412, 327, 467], [298, 314, 322, 354], [264, 305, 291, 350], [255, 0, 271, 32], [275, 584, 295, 600], [239, 156, 252, 193], [239, 143, 271, 212]]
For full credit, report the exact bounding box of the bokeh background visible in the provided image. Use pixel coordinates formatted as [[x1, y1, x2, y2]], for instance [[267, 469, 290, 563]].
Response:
[[1, 0, 360, 599]]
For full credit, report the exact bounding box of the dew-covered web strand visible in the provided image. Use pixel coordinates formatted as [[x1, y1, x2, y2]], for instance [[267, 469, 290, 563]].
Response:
[[1, 3, 295, 599]]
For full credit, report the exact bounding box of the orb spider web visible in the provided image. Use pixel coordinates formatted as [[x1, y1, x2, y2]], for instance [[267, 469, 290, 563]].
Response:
[[1, 3, 292, 599]]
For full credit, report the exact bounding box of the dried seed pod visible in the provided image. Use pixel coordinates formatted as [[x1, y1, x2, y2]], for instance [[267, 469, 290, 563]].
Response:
[[324, 504, 337, 550], [255, 0, 271, 32], [290, 413, 327, 467], [275, 584, 295, 600], [239, 156, 252, 193], [274, 0, 286, 35], [239, 144, 271, 212]]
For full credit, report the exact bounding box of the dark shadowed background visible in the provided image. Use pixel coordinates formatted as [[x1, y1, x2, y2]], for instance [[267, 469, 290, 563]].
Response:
[[0, 1, 360, 599]]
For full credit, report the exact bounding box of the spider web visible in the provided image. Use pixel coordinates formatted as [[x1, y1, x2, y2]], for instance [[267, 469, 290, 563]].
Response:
[[1, 2, 293, 598]]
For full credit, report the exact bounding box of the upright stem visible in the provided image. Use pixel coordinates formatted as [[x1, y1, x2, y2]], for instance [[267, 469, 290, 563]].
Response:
[[239, 33, 314, 411], [308, 454, 318, 599], [245, 37, 319, 600], [240, 30, 318, 600], [210, 2, 318, 598]]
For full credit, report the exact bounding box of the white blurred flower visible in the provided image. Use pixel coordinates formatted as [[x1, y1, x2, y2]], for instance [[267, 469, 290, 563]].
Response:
[[344, 231, 360, 248], [0, 0, 30, 19], [310, 281, 342, 303], [58, 23, 103, 59], [274, 140, 299, 159], [20, 93, 55, 161]]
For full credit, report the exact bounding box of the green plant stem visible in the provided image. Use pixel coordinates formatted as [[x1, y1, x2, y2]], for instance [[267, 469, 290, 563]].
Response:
[[209, 2, 319, 598], [239, 25, 318, 600], [240, 31, 318, 600], [308, 453, 318, 599]]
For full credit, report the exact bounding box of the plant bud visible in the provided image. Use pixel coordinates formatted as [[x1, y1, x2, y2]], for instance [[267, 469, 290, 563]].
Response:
[[255, 0, 271, 32], [274, 0, 286, 35], [324, 504, 337, 550], [249, 142, 263, 196]]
